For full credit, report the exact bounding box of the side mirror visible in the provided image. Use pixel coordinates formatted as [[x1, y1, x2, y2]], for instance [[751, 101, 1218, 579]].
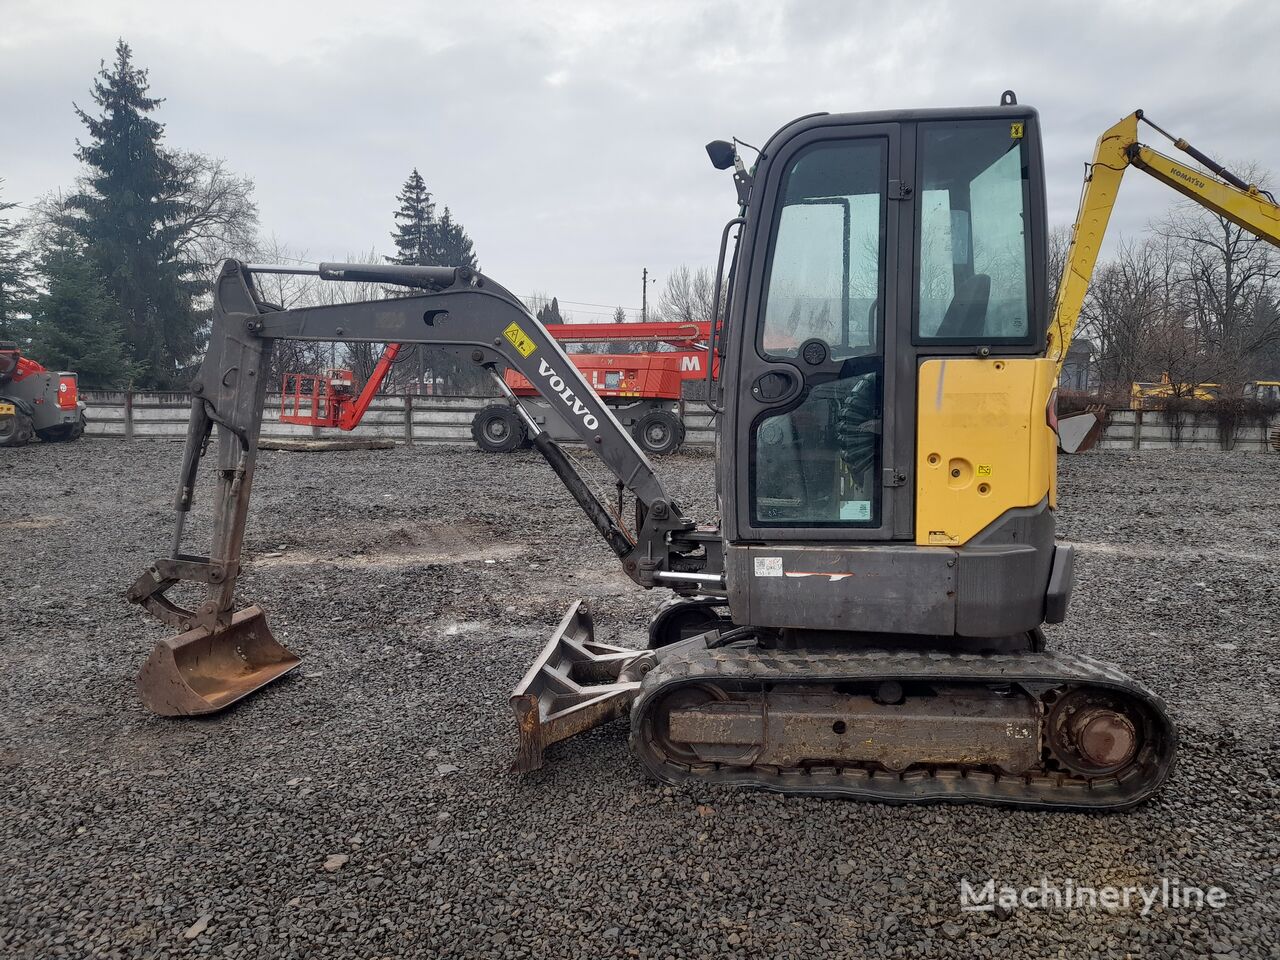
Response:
[[705, 140, 736, 171]]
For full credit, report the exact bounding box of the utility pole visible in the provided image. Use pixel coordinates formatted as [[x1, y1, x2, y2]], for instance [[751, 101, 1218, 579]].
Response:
[[642, 267, 656, 322]]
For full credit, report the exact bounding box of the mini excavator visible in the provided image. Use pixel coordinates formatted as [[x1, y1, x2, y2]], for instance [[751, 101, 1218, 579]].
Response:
[[126, 96, 1280, 809]]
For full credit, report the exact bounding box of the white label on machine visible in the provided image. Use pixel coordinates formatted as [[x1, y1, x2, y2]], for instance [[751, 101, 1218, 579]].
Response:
[[840, 500, 871, 521], [754, 556, 784, 577]]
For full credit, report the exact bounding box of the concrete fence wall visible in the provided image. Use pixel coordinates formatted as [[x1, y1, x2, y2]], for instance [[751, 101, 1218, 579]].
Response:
[[81, 391, 718, 446], [1095, 409, 1277, 452], [82, 392, 1276, 453]]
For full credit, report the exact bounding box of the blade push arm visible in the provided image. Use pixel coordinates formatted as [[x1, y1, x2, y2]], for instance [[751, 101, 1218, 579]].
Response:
[[129, 260, 708, 637], [1048, 111, 1280, 372]]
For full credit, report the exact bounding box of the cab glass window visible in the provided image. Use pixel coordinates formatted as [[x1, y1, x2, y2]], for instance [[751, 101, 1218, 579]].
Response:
[[917, 121, 1033, 342], [751, 137, 887, 527], [759, 139, 886, 360]]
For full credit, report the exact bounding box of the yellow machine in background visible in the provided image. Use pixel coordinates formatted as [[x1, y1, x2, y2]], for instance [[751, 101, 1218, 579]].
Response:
[[1128, 375, 1221, 411]]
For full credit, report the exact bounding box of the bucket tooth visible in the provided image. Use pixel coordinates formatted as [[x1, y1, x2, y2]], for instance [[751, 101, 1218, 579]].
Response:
[[136, 605, 300, 716], [509, 599, 655, 773]]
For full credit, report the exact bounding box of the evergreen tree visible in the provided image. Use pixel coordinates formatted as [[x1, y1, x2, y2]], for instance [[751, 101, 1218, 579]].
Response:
[[388, 168, 436, 266], [434, 207, 478, 269], [388, 171, 478, 270], [29, 224, 133, 388], [613, 306, 627, 323], [67, 40, 200, 387], [536, 296, 565, 325], [0, 180, 34, 341], [386, 169, 485, 393]]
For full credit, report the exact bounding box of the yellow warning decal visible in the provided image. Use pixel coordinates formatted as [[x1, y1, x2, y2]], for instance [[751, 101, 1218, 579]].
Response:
[[503, 322, 537, 358], [1010, 122, 1024, 140], [977, 464, 993, 477], [928, 530, 960, 545], [0, 402, 14, 417]]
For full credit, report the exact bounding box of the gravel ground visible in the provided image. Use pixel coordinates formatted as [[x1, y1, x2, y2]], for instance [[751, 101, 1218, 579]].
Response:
[[2, 440, 1278, 959]]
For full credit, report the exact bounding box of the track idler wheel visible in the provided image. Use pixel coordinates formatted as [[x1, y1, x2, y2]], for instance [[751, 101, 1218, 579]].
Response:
[[1046, 688, 1143, 776]]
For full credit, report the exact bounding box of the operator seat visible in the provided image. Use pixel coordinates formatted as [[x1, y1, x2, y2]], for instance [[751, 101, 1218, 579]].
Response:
[[934, 273, 991, 339]]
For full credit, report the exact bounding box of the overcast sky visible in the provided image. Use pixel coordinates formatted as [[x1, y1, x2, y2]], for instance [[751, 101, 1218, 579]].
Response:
[[3, 0, 1277, 319]]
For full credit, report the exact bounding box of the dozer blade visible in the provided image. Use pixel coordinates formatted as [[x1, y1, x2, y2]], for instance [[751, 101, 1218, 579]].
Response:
[[509, 599, 655, 773], [136, 605, 300, 716]]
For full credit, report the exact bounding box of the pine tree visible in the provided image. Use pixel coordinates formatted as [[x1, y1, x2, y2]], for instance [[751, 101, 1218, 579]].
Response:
[[29, 224, 133, 388], [388, 169, 436, 266], [434, 207, 478, 269], [67, 40, 200, 387], [537, 296, 565, 326], [0, 180, 34, 341], [613, 306, 627, 323]]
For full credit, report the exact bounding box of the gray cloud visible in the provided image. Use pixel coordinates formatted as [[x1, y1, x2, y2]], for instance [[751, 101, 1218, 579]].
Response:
[[3, 0, 1277, 313]]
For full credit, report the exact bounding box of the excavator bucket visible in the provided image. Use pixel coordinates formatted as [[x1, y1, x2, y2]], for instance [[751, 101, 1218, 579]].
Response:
[[509, 600, 655, 773], [1058, 406, 1107, 454], [136, 606, 300, 716]]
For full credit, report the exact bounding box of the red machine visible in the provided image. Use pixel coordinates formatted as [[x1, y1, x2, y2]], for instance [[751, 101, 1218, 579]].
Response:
[[280, 343, 402, 429], [476, 320, 715, 454], [0, 342, 85, 446], [279, 320, 717, 454]]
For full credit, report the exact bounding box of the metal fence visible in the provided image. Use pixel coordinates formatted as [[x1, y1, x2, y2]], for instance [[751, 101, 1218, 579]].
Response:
[[82, 391, 718, 446]]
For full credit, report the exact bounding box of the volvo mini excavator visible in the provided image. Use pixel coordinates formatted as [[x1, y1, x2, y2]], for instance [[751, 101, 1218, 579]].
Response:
[[126, 95, 1278, 810]]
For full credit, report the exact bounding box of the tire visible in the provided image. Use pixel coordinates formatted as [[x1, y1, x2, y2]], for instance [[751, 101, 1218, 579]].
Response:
[[632, 409, 684, 455], [36, 412, 87, 444], [471, 404, 527, 453], [0, 410, 34, 448]]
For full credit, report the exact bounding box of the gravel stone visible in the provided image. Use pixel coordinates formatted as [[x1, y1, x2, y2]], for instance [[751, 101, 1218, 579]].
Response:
[[1, 441, 1277, 958]]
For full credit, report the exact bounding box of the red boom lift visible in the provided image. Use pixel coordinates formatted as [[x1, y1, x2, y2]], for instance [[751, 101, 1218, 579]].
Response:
[[279, 321, 716, 454]]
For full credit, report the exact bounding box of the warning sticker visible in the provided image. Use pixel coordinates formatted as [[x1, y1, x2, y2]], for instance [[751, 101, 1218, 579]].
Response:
[[754, 556, 783, 578], [503, 322, 537, 358], [0, 402, 14, 417], [977, 464, 993, 477], [1010, 121, 1024, 140]]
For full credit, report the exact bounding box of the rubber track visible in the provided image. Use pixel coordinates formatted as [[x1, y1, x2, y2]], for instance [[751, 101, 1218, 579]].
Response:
[[629, 647, 1177, 811]]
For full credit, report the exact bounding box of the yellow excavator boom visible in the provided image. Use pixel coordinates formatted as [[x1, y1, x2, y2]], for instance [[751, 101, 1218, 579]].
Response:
[[1048, 110, 1280, 374]]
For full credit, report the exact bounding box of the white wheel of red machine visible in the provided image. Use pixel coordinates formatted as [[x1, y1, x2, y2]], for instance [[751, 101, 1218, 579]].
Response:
[[632, 409, 684, 455], [471, 404, 528, 453]]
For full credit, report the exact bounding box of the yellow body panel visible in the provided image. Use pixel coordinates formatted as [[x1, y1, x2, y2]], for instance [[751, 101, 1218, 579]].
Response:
[[915, 357, 1058, 546]]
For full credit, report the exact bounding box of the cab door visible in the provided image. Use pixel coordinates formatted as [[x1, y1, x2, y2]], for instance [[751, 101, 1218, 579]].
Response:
[[725, 123, 912, 543]]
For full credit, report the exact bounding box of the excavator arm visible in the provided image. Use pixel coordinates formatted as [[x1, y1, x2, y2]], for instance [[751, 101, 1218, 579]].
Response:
[[126, 260, 715, 743], [1048, 110, 1280, 373]]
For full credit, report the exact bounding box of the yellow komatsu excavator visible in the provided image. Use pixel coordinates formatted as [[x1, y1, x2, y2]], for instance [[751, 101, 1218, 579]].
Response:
[[125, 95, 1279, 810], [1053, 110, 1280, 451]]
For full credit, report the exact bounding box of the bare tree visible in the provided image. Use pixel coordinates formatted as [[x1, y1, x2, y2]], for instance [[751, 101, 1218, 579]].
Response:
[[1077, 237, 1165, 393], [249, 236, 334, 386], [657, 264, 719, 323], [1153, 163, 1280, 387], [299, 247, 401, 387], [169, 152, 258, 284], [1046, 224, 1072, 313]]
